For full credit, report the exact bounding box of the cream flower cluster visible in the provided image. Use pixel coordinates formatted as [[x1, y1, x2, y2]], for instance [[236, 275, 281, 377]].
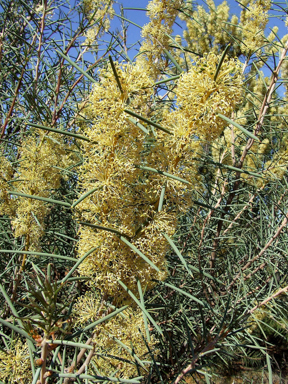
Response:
[[240, 0, 271, 54], [76, 62, 178, 300], [73, 292, 155, 378], [82, 0, 114, 46], [0, 151, 14, 216], [11, 131, 72, 250], [138, 0, 184, 77], [174, 53, 243, 140], [181, 0, 239, 57], [180, 0, 271, 58], [0, 340, 32, 383]]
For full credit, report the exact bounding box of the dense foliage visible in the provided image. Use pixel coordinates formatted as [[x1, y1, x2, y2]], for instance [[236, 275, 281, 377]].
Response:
[[0, 0, 288, 383]]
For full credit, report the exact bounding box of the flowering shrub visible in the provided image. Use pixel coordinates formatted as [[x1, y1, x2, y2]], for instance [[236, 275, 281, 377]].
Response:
[[0, 0, 288, 383]]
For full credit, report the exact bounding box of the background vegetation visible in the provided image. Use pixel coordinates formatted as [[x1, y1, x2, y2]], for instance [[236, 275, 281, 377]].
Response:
[[0, 0, 288, 383]]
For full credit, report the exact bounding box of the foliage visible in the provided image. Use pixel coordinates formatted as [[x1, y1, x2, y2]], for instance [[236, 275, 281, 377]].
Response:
[[0, 0, 288, 383]]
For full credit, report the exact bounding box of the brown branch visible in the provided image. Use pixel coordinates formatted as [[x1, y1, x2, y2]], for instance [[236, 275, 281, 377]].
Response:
[[63, 342, 95, 384], [174, 334, 220, 384], [75, 348, 95, 375], [221, 190, 259, 237], [248, 285, 288, 314], [0, 35, 37, 138], [64, 338, 92, 378], [40, 338, 49, 384], [209, 176, 241, 274], [239, 40, 288, 167], [52, 52, 108, 124], [233, 275, 272, 307], [243, 261, 267, 282], [51, 4, 113, 126], [51, 30, 86, 126]]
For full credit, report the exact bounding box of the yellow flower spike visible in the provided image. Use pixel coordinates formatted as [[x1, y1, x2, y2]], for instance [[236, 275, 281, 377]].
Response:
[[175, 53, 243, 140], [10, 130, 73, 251], [240, 0, 271, 54]]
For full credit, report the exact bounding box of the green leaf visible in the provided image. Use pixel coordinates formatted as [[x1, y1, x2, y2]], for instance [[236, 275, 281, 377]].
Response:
[[112, 13, 142, 29], [60, 247, 97, 284], [109, 55, 123, 94], [154, 74, 181, 86], [56, 50, 97, 83], [107, 333, 147, 371], [0, 318, 34, 342], [71, 306, 129, 337], [72, 188, 100, 208], [122, 7, 147, 10], [26, 122, 89, 142], [0, 283, 36, 374], [213, 163, 263, 178], [158, 184, 166, 212], [214, 44, 230, 82], [217, 113, 260, 142], [118, 280, 163, 336], [162, 233, 193, 278], [252, 62, 268, 91], [79, 221, 130, 239], [137, 280, 150, 343], [8, 191, 71, 207], [0, 284, 23, 325], [192, 199, 230, 215], [225, 164, 263, 178], [31, 368, 41, 384], [187, 264, 223, 284], [124, 109, 172, 134], [65, 276, 90, 282], [160, 281, 205, 306], [163, 49, 183, 73], [136, 165, 190, 185], [47, 340, 93, 350], [0, 249, 77, 262], [127, 117, 149, 135], [266, 353, 273, 384], [120, 236, 160, 272], [58, 373, 142, 383]]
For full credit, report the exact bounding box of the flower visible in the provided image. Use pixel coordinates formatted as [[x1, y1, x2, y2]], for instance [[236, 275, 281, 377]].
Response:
[[0, 340, 32, 383], [138, 0, 184, 77], [174, 53, 243, 140], [72, 292, 157, 379], [11, 130, 72, 250], [240, 0, 271, 54]]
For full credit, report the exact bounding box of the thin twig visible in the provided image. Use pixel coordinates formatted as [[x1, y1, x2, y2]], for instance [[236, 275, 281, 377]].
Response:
[[34, 0, 47, 85]]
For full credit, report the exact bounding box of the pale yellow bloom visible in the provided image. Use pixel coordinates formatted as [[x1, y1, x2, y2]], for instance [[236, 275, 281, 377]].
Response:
[[240, 0, 271, 54], [82, 0, 114, 46], [0, 340, 32, 383], [0, 151, 14, 216], [75, 60, 204, 300], [73, 292, 156, 379], [11, 131, 72, 250], [138, 0, 184, 77], [181, 0, 242, 58], [174, 53, 243, 140]]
